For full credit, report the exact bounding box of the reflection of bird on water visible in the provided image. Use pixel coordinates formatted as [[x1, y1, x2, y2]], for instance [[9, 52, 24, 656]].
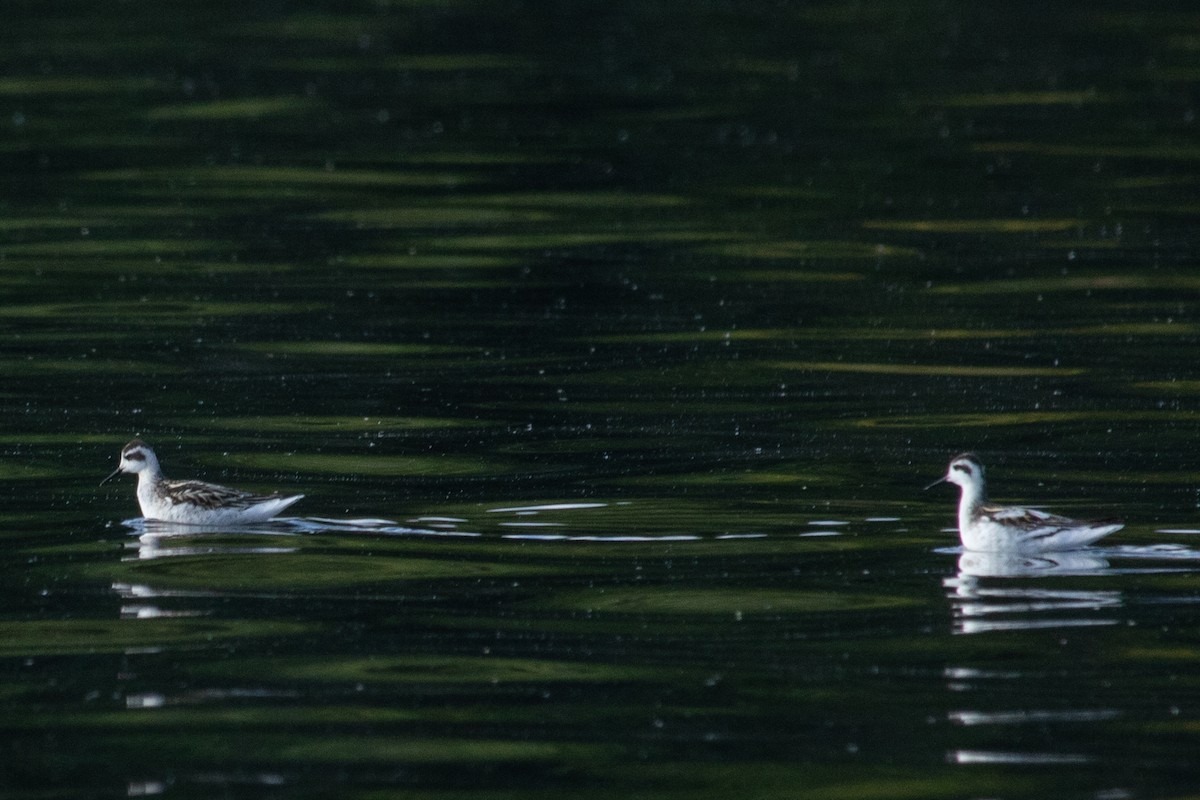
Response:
[[101, 439, 304, 525], [945, 552, 1122, 635], [927, 452, 1122, 553], [954, 550, 1111, 579]]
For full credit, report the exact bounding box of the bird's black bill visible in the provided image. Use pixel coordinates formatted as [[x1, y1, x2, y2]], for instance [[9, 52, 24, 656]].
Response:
[[923, 475, 948, 491], [99, 467, 123, 486]]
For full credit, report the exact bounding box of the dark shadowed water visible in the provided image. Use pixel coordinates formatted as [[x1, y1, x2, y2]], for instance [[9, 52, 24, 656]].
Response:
[[5, 1, 1200, 797]]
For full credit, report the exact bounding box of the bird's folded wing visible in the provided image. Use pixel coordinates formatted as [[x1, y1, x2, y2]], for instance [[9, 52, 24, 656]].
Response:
[[162, 480, 268, 509], [980, 505, 1068, 530]]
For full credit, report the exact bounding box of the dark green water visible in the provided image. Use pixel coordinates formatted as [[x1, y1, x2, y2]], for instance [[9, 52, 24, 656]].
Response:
[[5, 1, 1200, 797]]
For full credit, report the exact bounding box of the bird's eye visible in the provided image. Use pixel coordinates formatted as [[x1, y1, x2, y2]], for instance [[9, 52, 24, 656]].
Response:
[[952, 463, 972, 475], [124, 451, 146, 462]]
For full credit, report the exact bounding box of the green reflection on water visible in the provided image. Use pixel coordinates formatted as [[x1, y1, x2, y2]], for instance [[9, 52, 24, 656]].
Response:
[[914, 89, 1114, 107], [626, 469, 831, 488], [270, 54, 533, 72], [89, 552, 553, 592], [423, 231, 738, 250], [0, 218, 96, 233], [183, 415, 490, 433], [7, 706, 424, 730], [337, 254, 520, 269], [862, 218, 1082, 233], [83, 166, 481, 189], [771, 361, 1085, 377], [973, 141, 1200, 160], [0, 433, 118, 445], [0, 76, 166, 95], [0, 463, 65, 480], [0, 133, 185, 153], [0, 301, 322, 320], [699, 241, 918, 259], [235, 342, 478, 358], [1109, 175, 1200, 189], [849, 410, 1198, 428], [314, 206, 558, 227], [483, 400, 785, 415], [227, 13, 398, 40], [0, 358, 182, 375], [1136, 380, 1200, 393], [589, 326, 1093, 345], [51, 730, 598, 768], [209, 451, 499, 477], [469, 192, 689, 209], [0, 619, 312, 656], [1123, 644, 1200, 662], [728, 269, 867, 283], [0, 238, 234, 256], [147, 96, 319, 121], [763, 323, 1200, 339], [755, 767, 1041, 800], [544, 587, 917, 615], [930, 275, 1200, 294], [0, 214, 174, 230], [197, 654, 654, 684], [274, 736, 596, 765], [594, 328, 806, 344], [312, 190, 696, 230]]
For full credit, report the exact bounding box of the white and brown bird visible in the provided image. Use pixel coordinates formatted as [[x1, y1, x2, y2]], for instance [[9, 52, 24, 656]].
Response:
[[926, 452, 1122, 552], [101, 439, 303, 525]]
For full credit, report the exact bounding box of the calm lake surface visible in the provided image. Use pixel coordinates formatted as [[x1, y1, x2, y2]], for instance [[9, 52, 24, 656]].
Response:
[[5, 1, 1200, 797]]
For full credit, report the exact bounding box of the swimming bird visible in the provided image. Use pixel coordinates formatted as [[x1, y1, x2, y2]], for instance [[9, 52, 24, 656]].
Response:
[[926, 452, 1122, 552], [101, 439, 304, 525]]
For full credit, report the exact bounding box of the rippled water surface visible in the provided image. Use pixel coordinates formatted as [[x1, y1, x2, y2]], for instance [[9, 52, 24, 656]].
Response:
[[6, 1, 1200, 797]]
